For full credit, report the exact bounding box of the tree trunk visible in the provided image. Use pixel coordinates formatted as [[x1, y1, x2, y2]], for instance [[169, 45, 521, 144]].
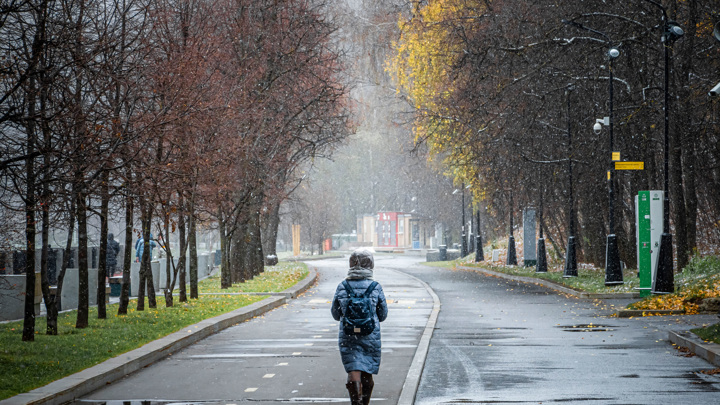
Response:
[[189, 202, 198, 299], [97, 171, 109, 319], [219, 211, 231, 289], [118, 188, 133, 315], [145, 204, 157, 309], [40, 181, 56, 335], [679, 0, 698, 257], [22, 91, 37, 342], [178, 193, 187, 302], [164, 205, 173, 307], [76, 184, 89, 329], [231, 223, 248, 283], [56, 191, 76, 313], [261, 199, 281, 259]]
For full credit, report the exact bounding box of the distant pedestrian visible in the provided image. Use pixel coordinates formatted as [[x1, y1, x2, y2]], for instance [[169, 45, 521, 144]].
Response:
[[106, 233, 120, 277], [135, 234, 156, 263], [331, 249, 388, 405]]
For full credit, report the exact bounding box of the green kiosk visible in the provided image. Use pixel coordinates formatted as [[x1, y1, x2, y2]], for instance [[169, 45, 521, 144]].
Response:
[[634, 190, 664, 297]]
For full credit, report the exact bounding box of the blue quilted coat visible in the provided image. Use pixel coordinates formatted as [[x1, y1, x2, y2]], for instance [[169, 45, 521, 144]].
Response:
[[331, 278, 388, 374]]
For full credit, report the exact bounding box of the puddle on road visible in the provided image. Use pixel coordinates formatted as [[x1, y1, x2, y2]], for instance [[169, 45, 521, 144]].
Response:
[[556, 324, 618, 332]]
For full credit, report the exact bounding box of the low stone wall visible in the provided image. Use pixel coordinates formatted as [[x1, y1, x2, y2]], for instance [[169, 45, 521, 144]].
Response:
[[0, 252, 217, 318], [60, 268, 99, 311], [131, 253, 215, 296], [0, 273, 42, 321]]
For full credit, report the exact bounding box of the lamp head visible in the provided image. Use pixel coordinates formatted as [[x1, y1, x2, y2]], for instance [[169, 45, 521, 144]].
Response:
[[665, 21, 684, 43], [608, 48, 620, 59]]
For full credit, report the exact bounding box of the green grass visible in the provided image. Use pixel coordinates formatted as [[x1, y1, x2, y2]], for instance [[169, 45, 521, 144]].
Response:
[[422, 261, 456, 268], [425, 255, 639, 294], [0, 295, 265, 400], [199, 261, 309, 293], [628, 255, 720, 314], [0, 262, 312, 400], [691, 323, 720, 345]]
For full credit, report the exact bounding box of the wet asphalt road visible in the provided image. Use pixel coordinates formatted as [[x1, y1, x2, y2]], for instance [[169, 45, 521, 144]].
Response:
[[73, 254, 434, 405], [72, 254, 720, 404], [401, 263, 720, 405]]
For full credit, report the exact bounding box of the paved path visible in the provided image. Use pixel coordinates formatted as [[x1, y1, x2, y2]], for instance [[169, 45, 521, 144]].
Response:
[[402, 264, 720, 405], [73, 254, 435, 404]]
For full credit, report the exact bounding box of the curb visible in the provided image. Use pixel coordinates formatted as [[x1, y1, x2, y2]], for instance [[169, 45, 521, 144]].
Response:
[[669, 330, 720, 367], [456, 265, 639, 300], [617, 309, 685, 318], [1, 268, 318, 405], [394, 269, 441, 405]]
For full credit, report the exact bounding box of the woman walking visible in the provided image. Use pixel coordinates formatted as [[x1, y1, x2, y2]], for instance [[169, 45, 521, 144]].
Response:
[[331, 249, 388, 405]]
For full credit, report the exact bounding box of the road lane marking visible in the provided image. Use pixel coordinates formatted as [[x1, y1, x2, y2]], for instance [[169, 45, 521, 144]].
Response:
[[245, 388, 258, 392], [263, 373, 275, 378]]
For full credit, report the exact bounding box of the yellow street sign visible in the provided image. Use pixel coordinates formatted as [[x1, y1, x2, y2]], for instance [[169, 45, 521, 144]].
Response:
[[612, 152, 621, 161], [615, 161, 644, 170]]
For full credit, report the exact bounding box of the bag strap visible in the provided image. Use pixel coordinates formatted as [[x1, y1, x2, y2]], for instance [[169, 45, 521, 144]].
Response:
[[342, 280, 355, 296], [363, 281, 378, 298]]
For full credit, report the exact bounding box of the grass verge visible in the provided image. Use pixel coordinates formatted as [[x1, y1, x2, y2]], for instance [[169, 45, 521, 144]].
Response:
[[628, 255, 720, 315], [0, 262, 311, 400], [199, 261, 309, 293], [0, 295, 265, 400], [691, 323, 720, 345], [426, 256, 639, 294]]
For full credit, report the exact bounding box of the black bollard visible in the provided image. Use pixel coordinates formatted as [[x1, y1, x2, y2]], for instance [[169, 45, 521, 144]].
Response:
[[475, 235, 484, 262], [536, 238, 547, 273], [652, 233, 674, 293], [604, 235, 623, 285], [507, 236, 517, 266], [564, 236, 578, 277]]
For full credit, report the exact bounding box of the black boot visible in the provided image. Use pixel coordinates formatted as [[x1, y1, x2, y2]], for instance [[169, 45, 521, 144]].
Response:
[[345, 381, 363, 405], [361, 375, 374, 405]]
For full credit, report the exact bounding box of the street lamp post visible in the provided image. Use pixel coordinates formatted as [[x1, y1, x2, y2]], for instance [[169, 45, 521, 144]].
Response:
[[507, 191, 517, 266], [642, 0, 684, 294], [562, 19, 623, 285], [536, 198, 548, 273], [564, 85, 578, 277]]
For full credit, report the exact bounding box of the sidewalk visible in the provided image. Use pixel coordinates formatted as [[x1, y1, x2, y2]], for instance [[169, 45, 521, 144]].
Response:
[[457, 264, 720, 369], [1, 269, 318, 405], [3, 259, 441, 405]]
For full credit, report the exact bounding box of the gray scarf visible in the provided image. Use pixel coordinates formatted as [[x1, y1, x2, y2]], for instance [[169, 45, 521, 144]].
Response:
[[346, 267, 374, 280]]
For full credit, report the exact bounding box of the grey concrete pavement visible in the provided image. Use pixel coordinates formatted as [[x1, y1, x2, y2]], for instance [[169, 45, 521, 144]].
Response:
[[403, 264, 720, 405], [68, 254, 436, 405]]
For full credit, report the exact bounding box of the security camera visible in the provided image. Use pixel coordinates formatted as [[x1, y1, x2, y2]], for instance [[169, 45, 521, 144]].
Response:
[[710, 82, 720, 97], [593, 122, 603, 135]]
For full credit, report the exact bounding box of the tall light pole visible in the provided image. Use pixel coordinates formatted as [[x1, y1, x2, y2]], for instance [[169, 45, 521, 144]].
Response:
[[562, 19, 623, 285], [507, 191, 517, 266], [564, 85, 578, 277], [642, 0, 684, 294]]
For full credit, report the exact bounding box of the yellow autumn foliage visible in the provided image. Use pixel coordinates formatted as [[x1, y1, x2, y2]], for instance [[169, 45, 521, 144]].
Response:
[[389, 0, 488, 191]]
